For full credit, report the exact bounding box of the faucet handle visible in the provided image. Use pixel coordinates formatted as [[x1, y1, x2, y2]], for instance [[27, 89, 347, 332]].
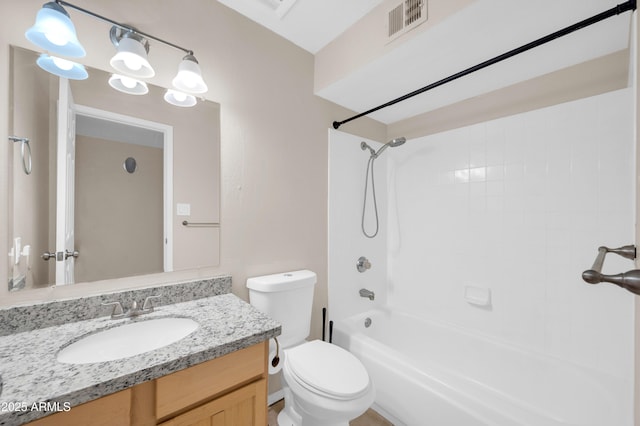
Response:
[[142, 295, 161, 311], [357, 256, 372, 273], [102, 301, 124, 318]]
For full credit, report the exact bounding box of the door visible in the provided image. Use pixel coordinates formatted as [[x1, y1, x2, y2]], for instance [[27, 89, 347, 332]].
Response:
[[158, 379, 267, 426], [56, 78, 77, 285]]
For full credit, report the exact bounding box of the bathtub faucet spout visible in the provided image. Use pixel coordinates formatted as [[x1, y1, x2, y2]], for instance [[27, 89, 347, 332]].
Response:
[[359, 288, 375, 301]]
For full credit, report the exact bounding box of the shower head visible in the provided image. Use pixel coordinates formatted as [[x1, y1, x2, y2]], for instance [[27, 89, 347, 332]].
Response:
[[387, 137, 406, 147], [373, 136, 406, 158]]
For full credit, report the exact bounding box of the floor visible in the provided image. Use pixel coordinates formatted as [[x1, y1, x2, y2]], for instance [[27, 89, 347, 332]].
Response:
[[268, 399, 393, 426]]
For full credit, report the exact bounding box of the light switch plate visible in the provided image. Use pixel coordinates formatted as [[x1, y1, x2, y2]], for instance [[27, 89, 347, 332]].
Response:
[[176, 203, 191, 216]]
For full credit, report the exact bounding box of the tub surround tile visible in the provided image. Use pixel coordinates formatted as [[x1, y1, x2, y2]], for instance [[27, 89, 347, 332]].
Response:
[[0, 275, 231, 336], [0, 291, 280, 425], [360, 90, 633, 378]]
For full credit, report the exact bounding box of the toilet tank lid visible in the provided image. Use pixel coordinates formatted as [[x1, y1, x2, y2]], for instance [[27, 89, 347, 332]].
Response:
[[246, 270, 317, 292]]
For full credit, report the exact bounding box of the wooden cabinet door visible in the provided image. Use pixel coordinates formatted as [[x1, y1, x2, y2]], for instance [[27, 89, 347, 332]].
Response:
[[159, 379, 267, 426], [26, 388, 131, 426]]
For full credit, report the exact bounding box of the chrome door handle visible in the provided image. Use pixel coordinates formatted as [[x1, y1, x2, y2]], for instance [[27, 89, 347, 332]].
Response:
[[42, 250, 79, 261], [42, 251, 56, 261], [65, 250, 79, 259]]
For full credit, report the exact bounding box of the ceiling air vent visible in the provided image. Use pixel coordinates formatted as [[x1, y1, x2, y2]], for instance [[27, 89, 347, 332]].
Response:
[[387, 0, 427, 42]]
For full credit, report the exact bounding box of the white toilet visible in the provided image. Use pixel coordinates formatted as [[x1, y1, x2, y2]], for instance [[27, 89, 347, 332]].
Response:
[[247, 270, 374, 426]]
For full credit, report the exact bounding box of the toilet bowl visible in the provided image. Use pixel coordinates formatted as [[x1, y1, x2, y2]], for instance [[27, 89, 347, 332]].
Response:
[[246, 271, 375, 426], [277, 340, 375, 426]]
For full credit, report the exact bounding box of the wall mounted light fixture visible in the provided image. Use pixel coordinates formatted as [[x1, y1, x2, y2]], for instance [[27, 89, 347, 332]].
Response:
[[109, 26, 155, 78], [172, 55, 208, 94], [25, 2, 86, 57], [108, 74, 149, 95], [36, 53, 88, 80], [164, 89, 197, 107], [25, 0, 208, 107]]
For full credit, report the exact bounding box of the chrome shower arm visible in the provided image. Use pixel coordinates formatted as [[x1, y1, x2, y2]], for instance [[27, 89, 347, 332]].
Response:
[[360, 141, 376, 156]]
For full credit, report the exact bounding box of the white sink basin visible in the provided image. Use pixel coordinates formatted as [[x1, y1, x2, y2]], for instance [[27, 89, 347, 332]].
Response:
[[57, 317, 199, 364]]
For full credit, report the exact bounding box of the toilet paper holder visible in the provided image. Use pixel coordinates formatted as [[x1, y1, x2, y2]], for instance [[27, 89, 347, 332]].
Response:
[[271, 337, 280, 368]]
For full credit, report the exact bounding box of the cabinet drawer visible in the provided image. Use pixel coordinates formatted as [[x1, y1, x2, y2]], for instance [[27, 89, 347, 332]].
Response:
[[156, 342, 266, 420]]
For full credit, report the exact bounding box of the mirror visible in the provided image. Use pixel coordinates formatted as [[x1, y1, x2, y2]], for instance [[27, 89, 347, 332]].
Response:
[[8, 46, 220, 291]]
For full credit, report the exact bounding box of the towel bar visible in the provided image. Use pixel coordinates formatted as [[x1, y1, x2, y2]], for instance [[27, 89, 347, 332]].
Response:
[[8, 136, 31, 175], [181, 220, 219, 228]]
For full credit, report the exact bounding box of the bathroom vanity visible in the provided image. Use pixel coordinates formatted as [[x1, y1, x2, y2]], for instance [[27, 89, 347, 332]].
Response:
[[27, 343, 267, 426], [0, 276, 280, 426]]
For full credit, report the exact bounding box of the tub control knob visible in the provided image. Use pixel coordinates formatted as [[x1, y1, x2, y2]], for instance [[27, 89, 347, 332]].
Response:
[[357, 256, 371, 273]]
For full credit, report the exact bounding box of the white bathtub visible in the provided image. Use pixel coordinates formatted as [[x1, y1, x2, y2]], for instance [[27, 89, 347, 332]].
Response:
[[332, 308, 631, 426]]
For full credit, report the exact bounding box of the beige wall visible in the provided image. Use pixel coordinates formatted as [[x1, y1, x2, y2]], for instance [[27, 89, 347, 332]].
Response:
[[74, 135, 163, 283], [387, 49, 630, 140], [0, 0, 387, 358], [9, 46, 53, 289]]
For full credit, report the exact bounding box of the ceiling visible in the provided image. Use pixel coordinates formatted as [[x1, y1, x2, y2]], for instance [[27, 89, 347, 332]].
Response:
[[216, 0, 385, 53], [219, 0, 633, 125]]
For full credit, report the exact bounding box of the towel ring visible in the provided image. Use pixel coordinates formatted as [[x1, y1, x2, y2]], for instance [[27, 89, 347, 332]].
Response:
[[9, 136, 32, 175]]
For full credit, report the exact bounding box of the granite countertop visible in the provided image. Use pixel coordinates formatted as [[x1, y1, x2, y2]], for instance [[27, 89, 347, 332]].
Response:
[[0, 293, 280, 425]]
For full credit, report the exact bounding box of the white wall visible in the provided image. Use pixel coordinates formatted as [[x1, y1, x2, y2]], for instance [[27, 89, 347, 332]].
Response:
[[387, 88, 635, 381], [328, 130, 388, 323], [328, 89, 635, 423]]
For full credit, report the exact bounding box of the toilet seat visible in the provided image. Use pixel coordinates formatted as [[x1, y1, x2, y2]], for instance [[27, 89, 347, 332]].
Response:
[[285, 340, 370, 401]]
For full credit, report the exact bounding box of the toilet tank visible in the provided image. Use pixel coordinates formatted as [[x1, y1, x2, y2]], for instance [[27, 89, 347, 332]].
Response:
[[247, 270, 317, 349]]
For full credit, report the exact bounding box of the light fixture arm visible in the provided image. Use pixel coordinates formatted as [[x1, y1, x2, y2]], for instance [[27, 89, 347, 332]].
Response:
[[55, 0, 194, 56], [109, 27, 149, 52]]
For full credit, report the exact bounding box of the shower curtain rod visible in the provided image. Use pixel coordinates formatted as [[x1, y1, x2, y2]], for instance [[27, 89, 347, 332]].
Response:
[[332, 0, 636, 130]]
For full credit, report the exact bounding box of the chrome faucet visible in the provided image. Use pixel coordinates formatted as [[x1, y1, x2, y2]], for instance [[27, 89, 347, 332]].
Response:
[[102, 295, 161, 319], [359, 288, 375, 301]]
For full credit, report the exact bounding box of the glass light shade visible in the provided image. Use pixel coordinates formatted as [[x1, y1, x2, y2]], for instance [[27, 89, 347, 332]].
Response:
[[108, 74, 148, 95], [36, 54, 88, 80], [164, 89, 197, 107], [172, 55, 208, 94], [110, 37, 155, 78], [25, 2, 86, 58]]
